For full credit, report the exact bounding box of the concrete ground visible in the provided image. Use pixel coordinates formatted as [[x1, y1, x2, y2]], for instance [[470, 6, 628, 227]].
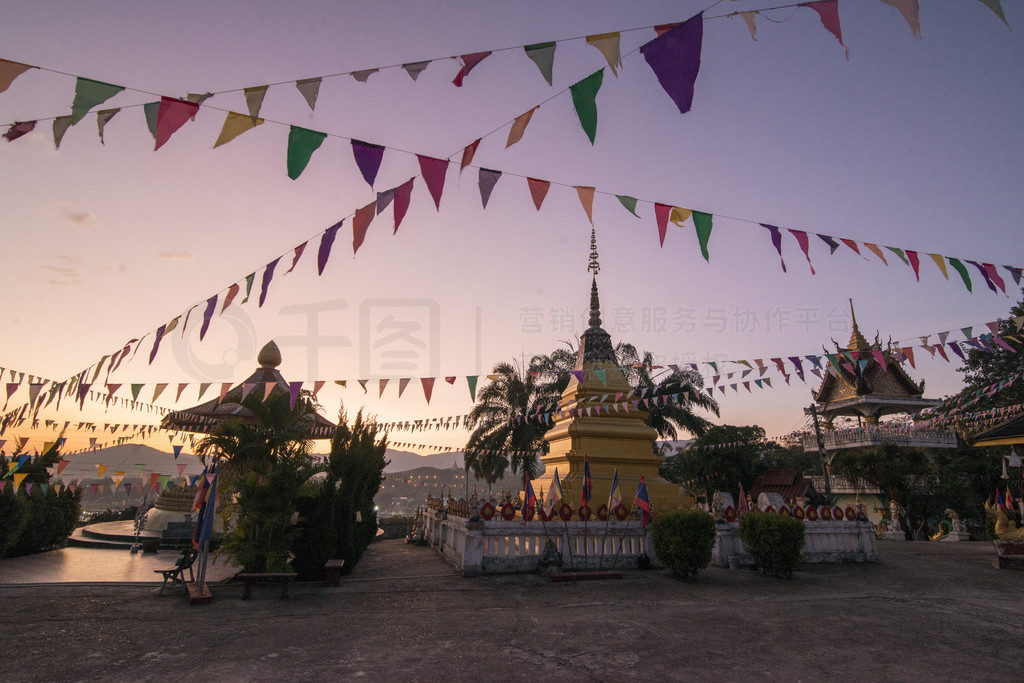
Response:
[[0, 539, 1020, 681]]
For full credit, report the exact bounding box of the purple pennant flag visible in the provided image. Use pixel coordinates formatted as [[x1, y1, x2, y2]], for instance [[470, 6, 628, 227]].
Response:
[[761, 224, 787, 272], [199, 294, 218, 341], [478, 168, 501, 208], [258, 257, 281, 308], [317, 220, 344, 275], [817, 233, 841, 254], [570, 370, 585, 384], [948, 342, 966, 361], [640, 12, 703, 114], [965, 260, 998, 294], [289, 381, 302, 409], [351, 139, 385, 188], [149, 324, 166, 364], [173, 445, 183, 460]]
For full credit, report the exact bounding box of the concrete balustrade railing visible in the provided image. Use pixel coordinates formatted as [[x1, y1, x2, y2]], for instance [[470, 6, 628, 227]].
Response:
[[712, 519, 877, 568]]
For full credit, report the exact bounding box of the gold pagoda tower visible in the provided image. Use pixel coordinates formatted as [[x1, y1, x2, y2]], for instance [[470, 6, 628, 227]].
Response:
[[533, 230, 694, 515]]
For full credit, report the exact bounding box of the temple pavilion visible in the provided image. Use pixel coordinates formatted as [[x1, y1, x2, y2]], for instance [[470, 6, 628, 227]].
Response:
[[532, 232, 695, 515]]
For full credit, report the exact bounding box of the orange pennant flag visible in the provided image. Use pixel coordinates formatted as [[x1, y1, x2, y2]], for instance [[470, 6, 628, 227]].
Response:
[[575, 186, 595, 224], [507, 107, 538, 148], [863, 242, 888, 265]]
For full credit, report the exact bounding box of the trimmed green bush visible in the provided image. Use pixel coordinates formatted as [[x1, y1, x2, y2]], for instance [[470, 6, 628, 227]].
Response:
[[651, 508, 716, 580], [0, 489, 28, 557], [738, 510, 805, 579]]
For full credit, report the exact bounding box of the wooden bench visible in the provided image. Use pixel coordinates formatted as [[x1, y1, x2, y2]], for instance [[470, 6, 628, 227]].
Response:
[[324, 559, 345, 586], [236, 572, 299, 600], [155, 547, 198, 595]]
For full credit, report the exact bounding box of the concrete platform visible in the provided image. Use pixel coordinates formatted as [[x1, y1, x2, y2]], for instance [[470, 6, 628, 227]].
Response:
[[0, 540, 1020, 681]]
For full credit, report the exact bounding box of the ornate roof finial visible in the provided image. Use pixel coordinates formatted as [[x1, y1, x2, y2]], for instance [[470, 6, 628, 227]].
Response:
[[587, 226, 600, 275], [847, 298, 871, 352]]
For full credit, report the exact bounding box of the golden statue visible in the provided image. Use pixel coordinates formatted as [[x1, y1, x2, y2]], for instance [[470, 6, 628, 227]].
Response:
[[984, 499, 1024, 541]]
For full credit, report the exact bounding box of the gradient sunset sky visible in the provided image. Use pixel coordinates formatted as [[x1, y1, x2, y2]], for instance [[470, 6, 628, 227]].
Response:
[[1, 0, 1021, 456]]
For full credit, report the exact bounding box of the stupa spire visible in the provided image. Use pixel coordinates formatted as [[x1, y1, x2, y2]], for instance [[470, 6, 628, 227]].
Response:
[[847, 298, 871, 352], [578, 227, 615, 365], [587, 227, 602, 329]]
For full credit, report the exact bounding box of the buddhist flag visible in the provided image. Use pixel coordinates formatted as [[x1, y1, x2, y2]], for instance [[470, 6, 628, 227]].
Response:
[[640, 13, 703, 114], [608, 468, 621, 510], [70, 77, 124, 125], [569, 70, 603, 144], [0, 59, 36, 94], [524, 42, 556, 85], [287, 125, 327, 179], [547, 468, 563, 514], [155, 97, 200, 151]]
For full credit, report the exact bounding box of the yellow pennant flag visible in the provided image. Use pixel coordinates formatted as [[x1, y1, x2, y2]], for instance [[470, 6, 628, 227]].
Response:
[[13, 472, 29, 490], [669, 207, 692, 226], [214, 111, 264, 148], [928, 253, 949, 279], [586, 32, 621, 76], [97, 464, 108, 478]]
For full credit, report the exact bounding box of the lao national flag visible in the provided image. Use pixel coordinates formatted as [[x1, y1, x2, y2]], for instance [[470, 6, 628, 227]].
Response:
[[547, 468, 562, 514], [608, 469, 621, 510], [996, 490, 1006, 510], [581, 455, 592, 507], [635, 476, 652, 527], [524, 475, 537, 524]]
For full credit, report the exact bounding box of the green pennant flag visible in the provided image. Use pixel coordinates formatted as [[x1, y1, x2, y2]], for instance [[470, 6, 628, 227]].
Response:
[[947, 257, 973, 292], [616, 195, 641, 217], [569, 70, 603, 144], [692, 211, 713, 262], [240, 272, 256, 303], [977, 0, 1010, 27], [287, 125, 327, 180], [70, 77, 124, 125], [524, 42, 556, 86], [143, 102, 160, 139], [130, 384, 143, 401], [467, 375, 478, 402], [885, 246, 910, 266]]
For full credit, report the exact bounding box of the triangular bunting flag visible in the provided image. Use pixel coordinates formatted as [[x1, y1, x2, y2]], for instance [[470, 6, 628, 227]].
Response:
[[244, 85, 268, 123], [0, 59, 36, 95], [586, 32, 622, 76], [258, 257, 281, 307], [640, 13, 703, 114], [154, 97, 200, 151], [478, 169, 501, 208], [393, 178, 414, 233], [70, 77, 124, 125], [524, 42, 556, 85], [507, 107, 538, 148], [352, 201, 376, 255], [569, 70, 603, 144], [318, 219, 344, 275], [801, 1, 849, 59], [527, 178, 550, 210], [452, 52, 491, 87], [575, 186, 596, 223], [418, 155, 449, 210], [352, 139, 385, 188], [287, 126, 327, 179], [295, 77, 322, 111], [213, 111, 263, 148], [616, 195, 641, 218]]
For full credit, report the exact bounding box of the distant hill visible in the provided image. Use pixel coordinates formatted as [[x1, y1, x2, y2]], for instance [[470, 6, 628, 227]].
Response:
[[383, 449, 464, 473]]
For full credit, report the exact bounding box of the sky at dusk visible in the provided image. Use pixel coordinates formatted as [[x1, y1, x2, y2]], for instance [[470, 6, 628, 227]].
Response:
[[1, 0, 1022, 458]]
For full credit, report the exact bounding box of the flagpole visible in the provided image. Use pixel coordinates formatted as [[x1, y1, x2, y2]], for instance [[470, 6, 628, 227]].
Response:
[[610, 502, 638, 570]]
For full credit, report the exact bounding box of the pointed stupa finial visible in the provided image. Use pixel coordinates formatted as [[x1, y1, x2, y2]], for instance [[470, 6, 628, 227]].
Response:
[[587, 226, 600, 276], [587, 227, 602, 329], [257, 340, 282, 368], [847, 299, 870, 352]]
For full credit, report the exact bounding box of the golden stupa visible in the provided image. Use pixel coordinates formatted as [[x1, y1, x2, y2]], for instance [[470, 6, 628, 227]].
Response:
[[532, 230, 694, 516]]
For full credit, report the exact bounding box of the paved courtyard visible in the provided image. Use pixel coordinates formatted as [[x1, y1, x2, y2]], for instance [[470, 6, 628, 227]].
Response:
[[0, 539, 1020, 681]]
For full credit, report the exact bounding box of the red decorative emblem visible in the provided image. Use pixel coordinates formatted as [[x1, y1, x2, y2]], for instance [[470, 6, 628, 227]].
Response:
[[596, 504, 609, 521], [480, 501, 495, 521], [764, 506, 776, 514], [820, 505, 832, 521], [578, 504, 593, 521], [724, 506, 737, 522], [559, 503, 574, 521], [501, 503, 516, 521], [779, 506, 792, 517], [792, 506, 805, 521], [832, 506, 844, 521], [844, 506, 856, 521], [613, 503, 628, 521], [539, 507, 553, 522], [805, 506, 818, 522]]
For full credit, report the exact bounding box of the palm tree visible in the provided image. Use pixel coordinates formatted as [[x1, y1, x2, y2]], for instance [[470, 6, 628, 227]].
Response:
[[615, 343, 720, 440], [464, 355, 567, 485]]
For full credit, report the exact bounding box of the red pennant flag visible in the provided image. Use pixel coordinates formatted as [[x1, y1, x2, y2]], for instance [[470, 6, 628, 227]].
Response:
[[352, 201, 376, 254], [222, 283, 240, 312], [3, 120, 36, 142], [391, 177, 414, 234], [527, 178, 550, 210], [417, 155, 449, 210], [906, 250, 921, 281], [286, 242, 307, 274], [421, 377, 435, 404], [654, 203, 672, 247], [901, 347, 916, 368], [154, 97, 199, 151], [460, 139, 480, 173], [452, 52, 491, 87], [801, 1, 849, 59], [840, 238, 863, 257], [788, 229, 815, 274]]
